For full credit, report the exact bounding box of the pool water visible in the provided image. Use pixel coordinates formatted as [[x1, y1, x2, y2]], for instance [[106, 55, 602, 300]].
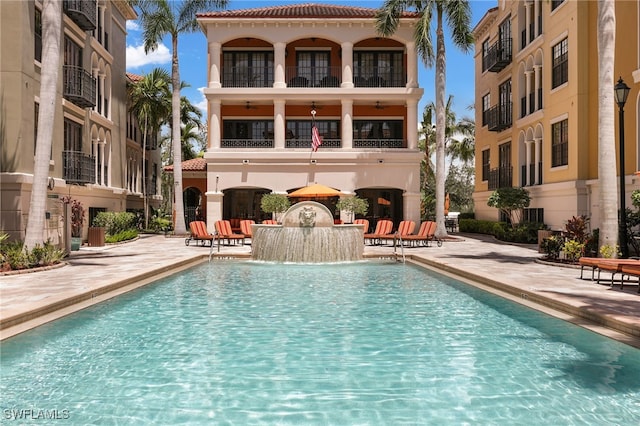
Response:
[[1, 262, 639, 424]]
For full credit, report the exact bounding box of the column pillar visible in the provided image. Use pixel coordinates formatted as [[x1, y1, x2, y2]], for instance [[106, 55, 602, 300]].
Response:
[[209, 100, 221, 149], [533, 65, 541, 110], [524, 140, 532, 187], [525, 70, 532, 115], [99, 140, 106, 185], [341, 99, 353, 149], [534, 137, 542, 185], [524, 2, 532, 44], [406, 99, 418, 150], [406, 41, 418, 88], [208, 41, 221, 88], [274, 42, 287, 88], [92, 138, 100, 185], [274, 100, 286, 149], [341, 41, 354, 88]]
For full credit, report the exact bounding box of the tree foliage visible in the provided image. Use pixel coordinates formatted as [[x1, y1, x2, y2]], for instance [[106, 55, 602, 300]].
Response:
[[487, 187, 531, 228]]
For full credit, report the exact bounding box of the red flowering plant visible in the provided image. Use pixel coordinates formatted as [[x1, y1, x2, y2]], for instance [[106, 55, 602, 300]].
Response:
[[62, 196, 85, 238]]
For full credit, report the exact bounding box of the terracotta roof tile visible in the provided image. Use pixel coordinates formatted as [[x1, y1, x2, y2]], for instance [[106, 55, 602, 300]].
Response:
[[127, 72, 143, 82], [164, 158, 207, 172], [198, 3, 419, 19]]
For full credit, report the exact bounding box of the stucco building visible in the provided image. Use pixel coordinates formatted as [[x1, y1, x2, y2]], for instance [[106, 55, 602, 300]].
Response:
[[0, 1, 162, 243], [473, 0, 640, 231], [196, 3, 424, 231]]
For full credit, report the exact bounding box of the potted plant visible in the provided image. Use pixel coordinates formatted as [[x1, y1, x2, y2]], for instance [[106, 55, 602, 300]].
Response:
[[336, 196, 369, 223], [62, 196, 85, 250], [260, 193, 290, 223]]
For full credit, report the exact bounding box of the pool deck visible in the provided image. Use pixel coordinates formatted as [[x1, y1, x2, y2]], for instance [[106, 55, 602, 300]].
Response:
[[1, 233, 639, 347]]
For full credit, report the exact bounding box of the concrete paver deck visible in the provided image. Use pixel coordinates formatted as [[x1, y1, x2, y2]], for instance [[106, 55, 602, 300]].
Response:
[[1, 233, 639, 347]]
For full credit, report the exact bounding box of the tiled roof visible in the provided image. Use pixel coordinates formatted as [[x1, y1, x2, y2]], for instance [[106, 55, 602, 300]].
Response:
[[197, 3, 419, 19], [164, 158, 207, 172], [126, 72, 143, 82]]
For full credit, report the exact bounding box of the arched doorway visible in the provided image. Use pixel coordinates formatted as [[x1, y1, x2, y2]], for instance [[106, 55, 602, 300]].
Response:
[[184, 187, 202, 225]]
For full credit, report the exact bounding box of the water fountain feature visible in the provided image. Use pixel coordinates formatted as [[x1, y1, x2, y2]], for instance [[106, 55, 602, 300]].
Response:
[[251, 201, 364, 263]]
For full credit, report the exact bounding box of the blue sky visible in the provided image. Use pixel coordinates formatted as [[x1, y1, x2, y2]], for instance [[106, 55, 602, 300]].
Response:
[[126, 0, 493, 121]]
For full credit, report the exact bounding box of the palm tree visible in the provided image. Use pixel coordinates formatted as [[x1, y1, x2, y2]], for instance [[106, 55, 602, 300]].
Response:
[[128, 68, 172, 228], [23, 0, 62, 251], [134, 0, 228, 234], [596, 0, 619, 255], [376, 0, 473, 239]]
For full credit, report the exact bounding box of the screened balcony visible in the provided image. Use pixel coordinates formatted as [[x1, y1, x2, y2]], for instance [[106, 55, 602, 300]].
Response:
[[63, 0, 96, 31], [222, 66, 274, 88], [286, 66, 341, 88], [353, 66, 405, 87]]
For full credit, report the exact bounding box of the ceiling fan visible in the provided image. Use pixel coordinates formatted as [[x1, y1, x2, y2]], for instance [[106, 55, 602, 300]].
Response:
[[375, 101, 386, 110], [245, 101, 258, 110]]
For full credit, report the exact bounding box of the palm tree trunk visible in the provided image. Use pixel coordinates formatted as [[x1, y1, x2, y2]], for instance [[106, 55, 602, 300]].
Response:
[[171, 34, 187, 234], [24, 0, 61, 251], [434, 9, 448, 239], [597, 0, 619, 253]]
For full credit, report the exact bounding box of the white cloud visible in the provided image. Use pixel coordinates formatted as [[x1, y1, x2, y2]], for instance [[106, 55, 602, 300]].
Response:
[[126, 21, 139, 31], [194, 87, 208, 113], [126, 43, 171, 69]]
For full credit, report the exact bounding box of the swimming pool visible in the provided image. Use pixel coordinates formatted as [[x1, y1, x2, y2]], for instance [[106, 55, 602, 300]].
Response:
[[1, 261, 639, 424]]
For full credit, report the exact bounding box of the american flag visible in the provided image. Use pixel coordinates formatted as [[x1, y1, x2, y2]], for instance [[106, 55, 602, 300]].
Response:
[[311, 126, 323, 152]]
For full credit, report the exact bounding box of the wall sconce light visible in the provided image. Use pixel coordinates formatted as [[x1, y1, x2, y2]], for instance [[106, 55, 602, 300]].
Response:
[[310, 159, 317, 164], [242, 159, 250, 165], [377, 159, 384, 164]]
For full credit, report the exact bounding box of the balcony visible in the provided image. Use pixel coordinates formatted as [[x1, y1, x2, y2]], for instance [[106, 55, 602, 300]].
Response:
[[63, 151, 95, 185], [222, 66, 274, 88], [483, 38, 512, 72], [63, 0, 96, 31], [286, 139, 341, 149], [286, 66, 341, 88], [488, 166, 513, 190], [486, 102, 512, 132], [353, 67, 405, 87], [353, 139, 404, 148], [63, 65, 96, 108], [221, 139, 274, 148]]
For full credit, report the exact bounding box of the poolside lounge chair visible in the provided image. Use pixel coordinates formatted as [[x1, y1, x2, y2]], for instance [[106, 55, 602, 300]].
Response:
[[185, 221, 215, 247], [214, 220, 245, 246], [379, 220, 416, 246], [262, 219, 277, 225], [364, 219, 394, 245], [403, 221, 440, 247], [619, 264, 640, 293], [353, 218, 369, 233], [240, 219, 255, 241], [595, 259, 640, 287]]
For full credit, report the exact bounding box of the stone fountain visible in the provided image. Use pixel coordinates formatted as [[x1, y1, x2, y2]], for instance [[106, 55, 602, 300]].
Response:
[[251, 201, 364, 263]]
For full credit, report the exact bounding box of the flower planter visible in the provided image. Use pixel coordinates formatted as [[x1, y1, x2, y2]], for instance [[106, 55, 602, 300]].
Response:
[[70, 237, 82, 251]]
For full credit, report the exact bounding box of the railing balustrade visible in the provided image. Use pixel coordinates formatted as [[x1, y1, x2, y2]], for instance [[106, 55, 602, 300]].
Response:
[[220, 139, 274, 148], [353, 139, 404, 149], [222, 66, 274, 88], [63, 0, 96, 31], [63, 150, 95, 185], [483, 38, 512, 72], [63, 65, 96, 108]]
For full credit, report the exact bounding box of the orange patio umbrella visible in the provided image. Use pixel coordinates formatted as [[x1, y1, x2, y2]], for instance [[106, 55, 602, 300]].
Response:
[[288, 183, 343, 198]]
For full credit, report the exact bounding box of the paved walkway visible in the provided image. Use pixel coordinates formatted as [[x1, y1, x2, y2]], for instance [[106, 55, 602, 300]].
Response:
[[1, 233, 639, 347]]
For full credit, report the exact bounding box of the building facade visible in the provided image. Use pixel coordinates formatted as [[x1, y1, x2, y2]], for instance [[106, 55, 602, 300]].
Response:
[[0, 1, 161, 243], [196, 3, 424, 231], [473, 0, 640, 231]]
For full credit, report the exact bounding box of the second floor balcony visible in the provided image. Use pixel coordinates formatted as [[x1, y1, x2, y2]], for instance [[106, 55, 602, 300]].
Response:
[[486, 102, 512, 132], [483, 38, 512, 73], [63, 0, 96, 31], [63, 65, 96, 109], [488, 166, 513, 191], [63, 150, 95, 185]]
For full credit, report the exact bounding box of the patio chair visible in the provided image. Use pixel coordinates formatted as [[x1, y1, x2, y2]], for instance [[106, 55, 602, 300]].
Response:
[[353, 218, 369, 233], [185, 221, 215, 247], [404, 221, 442, 247], [240, 219, 255, 241], [262, 219, 277, 225], [620, 264, 640, 293], [364, 219, 394, 245], [214, 220, 245, 246], [595, 259, 640, 287], [379, 220, 416, 246]]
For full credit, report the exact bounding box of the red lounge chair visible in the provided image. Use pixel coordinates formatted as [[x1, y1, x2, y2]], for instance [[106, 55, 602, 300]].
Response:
[[379, 220, 416, 246], [595, 259, 640, 287], [214, 220, 245, 246], [240, 219, 255, 239], [364, 219, 394, 245], [353, 219, 370, 233], [185, 221, 214, 247], [262, 219, 277, 225], [404, 221, 441, 247]]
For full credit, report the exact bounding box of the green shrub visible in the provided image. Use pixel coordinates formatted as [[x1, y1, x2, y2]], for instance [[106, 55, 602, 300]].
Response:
[[563, 239, 584, 263], [149, 216, 172, 234], [0, 239, 64, 271], [105, 229, 138, 244], [541, 236, 563, 260], [93, 212, 136, 236]]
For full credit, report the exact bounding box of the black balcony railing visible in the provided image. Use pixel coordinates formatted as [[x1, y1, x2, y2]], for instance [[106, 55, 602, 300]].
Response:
[[488, 166, 512, 190], [486, 102, 512, 132], [353, 139, 404, 148], [483, 38, 512, 72], [521, 162, 543, 187], [146, 179, 157, 196], [286, 66, 341, 88], [220, 139, 274, 148], [222, 66, 274, 88], [63, 150, 95, 185], [353, 67, 405, 87], [63, 65, 96, 108], [63, 0, 96, 31], [285, 139, 341, 149]]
